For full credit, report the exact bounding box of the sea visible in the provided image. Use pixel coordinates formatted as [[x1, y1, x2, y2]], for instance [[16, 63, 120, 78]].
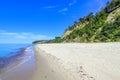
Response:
[[0, 44, 35, 76], [0, 44, 32, 57]]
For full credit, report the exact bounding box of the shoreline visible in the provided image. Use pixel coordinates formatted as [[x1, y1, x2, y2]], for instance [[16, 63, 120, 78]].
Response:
[[32, 43, 120, 80], [0, 46, 35, 80], [32, 46, 75, 80], [1, 43, 120, 80]]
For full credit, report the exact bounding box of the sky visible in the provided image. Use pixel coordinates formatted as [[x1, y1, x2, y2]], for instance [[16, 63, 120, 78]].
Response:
[[0, 0, 112, 43]]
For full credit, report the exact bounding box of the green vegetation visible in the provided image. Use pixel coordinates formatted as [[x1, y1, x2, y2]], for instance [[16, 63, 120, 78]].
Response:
[[62, 0, 120, 43], [47, 37, 63, 43], [33, 0, 120, 44], [32, 37, 63, 44]]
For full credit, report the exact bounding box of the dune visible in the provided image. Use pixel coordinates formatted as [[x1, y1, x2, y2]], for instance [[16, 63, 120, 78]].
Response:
[[32, 43, 120, 80]]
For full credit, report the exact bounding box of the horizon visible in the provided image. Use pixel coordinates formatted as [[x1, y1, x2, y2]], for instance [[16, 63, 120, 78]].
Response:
[[0, 0, 111, 43]]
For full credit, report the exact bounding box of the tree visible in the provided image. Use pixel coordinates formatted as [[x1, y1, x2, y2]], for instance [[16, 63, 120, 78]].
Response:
[[79, 18, 85, 23], [74, 21, 79, 27]]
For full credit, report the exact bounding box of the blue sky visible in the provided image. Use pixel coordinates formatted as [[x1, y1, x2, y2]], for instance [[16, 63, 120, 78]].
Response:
[[0, 0, 111, 43]]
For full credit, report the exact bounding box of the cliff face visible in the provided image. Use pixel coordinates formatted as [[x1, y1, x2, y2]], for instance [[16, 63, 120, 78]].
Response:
[[62, 0, 120, 42], [62, 22, 88, 38], [62, 30, 72, 38], [106, 7, 120, 22]]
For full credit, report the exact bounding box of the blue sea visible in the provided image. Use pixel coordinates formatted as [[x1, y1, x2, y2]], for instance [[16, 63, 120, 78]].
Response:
[[0, 44, 35, 79], [0, 44, 34, 71], [0, 44, 32, 58]]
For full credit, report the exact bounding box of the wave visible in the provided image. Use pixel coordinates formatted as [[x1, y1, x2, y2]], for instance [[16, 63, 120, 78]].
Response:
[[0, 46, 35, 75]]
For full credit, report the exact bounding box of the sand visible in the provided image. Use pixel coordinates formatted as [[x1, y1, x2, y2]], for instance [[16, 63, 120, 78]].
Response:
[[32, 43, 120, 80]]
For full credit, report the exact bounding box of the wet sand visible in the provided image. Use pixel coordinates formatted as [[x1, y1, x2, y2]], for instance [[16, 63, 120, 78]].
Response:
[[32, 43, 120, 80], [0, 47, 35, 80]]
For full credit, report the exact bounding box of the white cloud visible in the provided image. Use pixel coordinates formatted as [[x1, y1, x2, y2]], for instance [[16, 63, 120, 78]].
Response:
[[0, 32, 18, 36], [58, 8, 68, 13], [69, 0, 77, 6], [58, 0, 77, 14], [0, 30, 53, 43], [43, 5, 57, 9], [96, 0, 104, 10]]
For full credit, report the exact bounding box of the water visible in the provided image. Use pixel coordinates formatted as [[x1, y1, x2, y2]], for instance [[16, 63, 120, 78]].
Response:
[[0, 44, 31, 58], [0, 44, 33, 71], [0, 44, 36, 80]]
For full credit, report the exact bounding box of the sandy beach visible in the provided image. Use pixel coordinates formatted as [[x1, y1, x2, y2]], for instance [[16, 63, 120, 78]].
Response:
[[32, 43, 120, 80]]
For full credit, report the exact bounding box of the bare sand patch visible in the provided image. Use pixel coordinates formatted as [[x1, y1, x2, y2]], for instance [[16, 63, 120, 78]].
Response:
[[32, 43, 120, 80]]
